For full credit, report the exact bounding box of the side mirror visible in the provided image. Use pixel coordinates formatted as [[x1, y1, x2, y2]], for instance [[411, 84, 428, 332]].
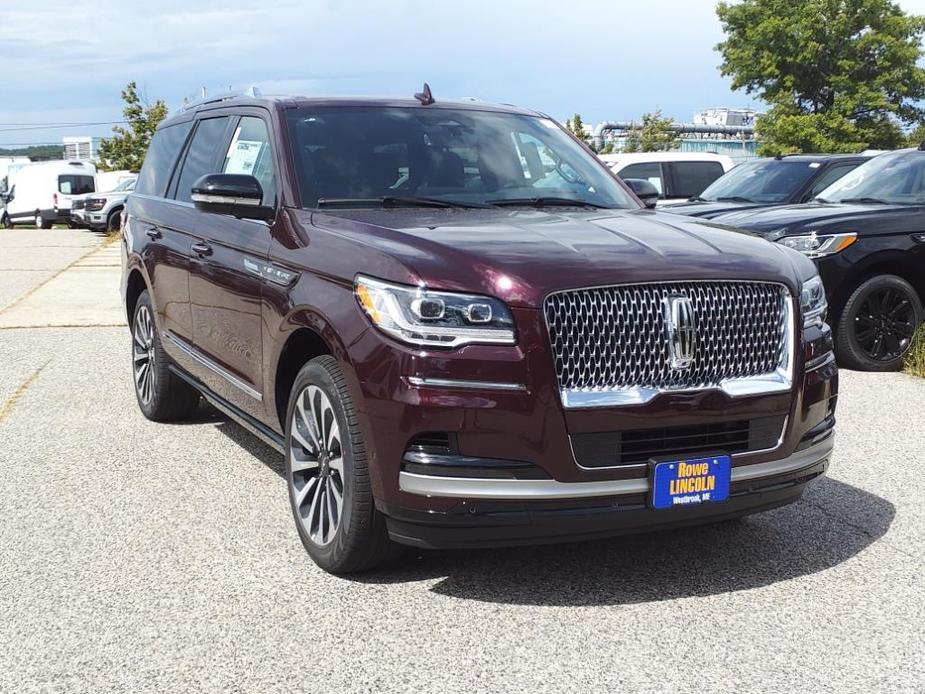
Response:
[[191, 173, 274, 221], [623, 178, 660, 209]]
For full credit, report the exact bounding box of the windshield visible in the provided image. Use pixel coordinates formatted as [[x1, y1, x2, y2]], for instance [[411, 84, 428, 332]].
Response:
[[817, 150, 925, 204], [112, 178, 136, 192], [285, 107, 638, 209], [697, 158, 820, 203]]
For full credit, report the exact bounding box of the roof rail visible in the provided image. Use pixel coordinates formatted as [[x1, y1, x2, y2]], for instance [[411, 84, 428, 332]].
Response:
[[179, 86, 262, 112]]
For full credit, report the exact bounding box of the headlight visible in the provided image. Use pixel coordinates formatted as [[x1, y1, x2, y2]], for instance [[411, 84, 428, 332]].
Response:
[[800, 276, 828, 328], [777, 232, 857, 258], [355, 275, 516, 348]]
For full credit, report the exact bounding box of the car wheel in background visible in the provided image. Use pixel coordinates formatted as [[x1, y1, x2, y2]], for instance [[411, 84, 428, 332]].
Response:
[[1, 213, 10, 228], [34, 211, 52, 229], [131, 289, 201, 421], [107, 209, 122, 233], [836, 274, 923, 371], [285, 355, 399, 574]]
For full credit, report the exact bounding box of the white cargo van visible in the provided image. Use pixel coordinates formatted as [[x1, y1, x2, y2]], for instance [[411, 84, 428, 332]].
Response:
[[598, 152, 734, 207], [1, 161, 96, 228]]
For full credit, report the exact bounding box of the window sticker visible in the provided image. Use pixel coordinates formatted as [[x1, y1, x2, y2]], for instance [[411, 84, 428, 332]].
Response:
[[225, 127, 265, 175]]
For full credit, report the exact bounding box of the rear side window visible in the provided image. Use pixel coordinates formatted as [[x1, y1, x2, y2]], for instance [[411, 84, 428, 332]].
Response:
[[174, 117, 232, 203], [668, 162, 724, 198], [222, 116, 276, 206], [135, 122, 192, 197], [58, 175, 94, 195], [619, 162, 664, 195]]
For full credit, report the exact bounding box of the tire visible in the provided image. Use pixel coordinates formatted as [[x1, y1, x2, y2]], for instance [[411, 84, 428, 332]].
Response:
[[131, 290, 201, 421], [1, 213, 11, 229], [835, 274, 923, 371], [285, 355, 399, 574], [107, 209, 122, 233], [35, 211, 52, 229]]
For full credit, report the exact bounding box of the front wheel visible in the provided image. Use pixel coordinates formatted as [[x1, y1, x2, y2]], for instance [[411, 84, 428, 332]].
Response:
[[835, 274, 923, 371], [1, 213, 11, 229], [285, 356, 399, 574]]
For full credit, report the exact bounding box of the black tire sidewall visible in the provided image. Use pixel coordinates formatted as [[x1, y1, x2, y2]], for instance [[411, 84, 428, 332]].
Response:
[[285, 358, 366, 571], [836, 275, 923, 371]]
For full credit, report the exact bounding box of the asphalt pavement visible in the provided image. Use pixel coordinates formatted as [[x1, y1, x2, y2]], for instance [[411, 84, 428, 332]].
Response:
[[0, 229, 922, 693]]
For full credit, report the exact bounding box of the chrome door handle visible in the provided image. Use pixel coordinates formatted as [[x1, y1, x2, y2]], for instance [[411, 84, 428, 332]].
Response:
[[145, 228, 162, 240], [191, 241, 213, 257]]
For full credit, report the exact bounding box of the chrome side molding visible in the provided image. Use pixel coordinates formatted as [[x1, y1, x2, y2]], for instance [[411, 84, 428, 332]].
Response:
[[162, 330, 262, 401]]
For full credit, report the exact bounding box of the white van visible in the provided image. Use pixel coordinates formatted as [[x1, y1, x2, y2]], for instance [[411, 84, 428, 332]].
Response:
[[598, 152, 735, 207], [1, 161, 96, 228]]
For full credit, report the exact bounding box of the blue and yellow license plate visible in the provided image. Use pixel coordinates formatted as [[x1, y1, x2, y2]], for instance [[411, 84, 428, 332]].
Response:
[[650, 454, 731, 510]]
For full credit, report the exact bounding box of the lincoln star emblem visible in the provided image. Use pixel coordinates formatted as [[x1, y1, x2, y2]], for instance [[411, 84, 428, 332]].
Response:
[[663, 295, 697, 369]]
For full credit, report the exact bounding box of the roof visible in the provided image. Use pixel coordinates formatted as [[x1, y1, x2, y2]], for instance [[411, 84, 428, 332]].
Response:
[[160, 92, 545, 129]]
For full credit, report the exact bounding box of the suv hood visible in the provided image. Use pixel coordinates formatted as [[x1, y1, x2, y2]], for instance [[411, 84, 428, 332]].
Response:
[[306, 208, 811, 307], [712, 201, 925, 237], [667, 200, 786, 219]]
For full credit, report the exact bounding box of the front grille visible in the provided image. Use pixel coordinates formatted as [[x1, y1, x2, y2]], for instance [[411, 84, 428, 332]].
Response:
[[544, 281, 789, 400], [571, 416, 786, 468]]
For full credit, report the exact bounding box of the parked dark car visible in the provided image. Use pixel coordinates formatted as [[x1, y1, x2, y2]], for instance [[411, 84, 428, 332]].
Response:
[[669, 154, 871, 219], [122, 90, 837, 573], [713, 148, 925, 372]]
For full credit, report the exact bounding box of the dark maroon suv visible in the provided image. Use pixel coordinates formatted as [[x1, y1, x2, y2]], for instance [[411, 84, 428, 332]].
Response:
[[121, 89, 837, 573]]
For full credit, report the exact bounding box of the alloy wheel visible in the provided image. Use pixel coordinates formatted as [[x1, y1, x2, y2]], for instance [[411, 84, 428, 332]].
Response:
[[289, 385, 345, 547], [132, 305, 156, 405], [854, 287, 916, 362]]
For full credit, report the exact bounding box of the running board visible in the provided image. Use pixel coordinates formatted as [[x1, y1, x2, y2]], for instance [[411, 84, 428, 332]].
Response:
[[168, 365, 286, 454]]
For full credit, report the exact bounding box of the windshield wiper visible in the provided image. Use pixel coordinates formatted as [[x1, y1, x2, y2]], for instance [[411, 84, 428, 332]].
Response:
[[688, 195, 710, 202], [839, 197, 890, 205], [487, 197, 607, 209], [316, 196, 491, 209], [716, 196, 756, 203]]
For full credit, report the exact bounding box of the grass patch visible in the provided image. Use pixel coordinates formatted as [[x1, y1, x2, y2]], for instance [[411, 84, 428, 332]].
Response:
[[904, 324, 925, 378]]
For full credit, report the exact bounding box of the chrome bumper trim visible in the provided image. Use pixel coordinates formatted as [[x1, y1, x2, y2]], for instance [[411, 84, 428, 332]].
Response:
[[399, 436, 832, 500], [408, 377, 526, 392]]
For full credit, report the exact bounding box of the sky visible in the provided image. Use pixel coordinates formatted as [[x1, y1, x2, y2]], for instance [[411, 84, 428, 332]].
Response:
[[2, 0, 925, 148]]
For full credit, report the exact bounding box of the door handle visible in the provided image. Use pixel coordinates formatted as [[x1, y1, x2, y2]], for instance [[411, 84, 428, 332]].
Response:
[[191, 241, 213, 257], [145, 228, 162, 240]]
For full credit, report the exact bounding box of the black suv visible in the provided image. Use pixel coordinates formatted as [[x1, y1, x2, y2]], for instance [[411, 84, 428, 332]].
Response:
[[713, 148, 925, 371], [121, 90, 836, 573], [669, 154, 871, 219]]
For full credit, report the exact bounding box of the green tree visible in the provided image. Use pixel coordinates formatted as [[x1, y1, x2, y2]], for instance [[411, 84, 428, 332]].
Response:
[[636, 110, 680, 152], [716, 0, 925, 154], [97, 82, 168, 172], [566, 114, 592, 145]]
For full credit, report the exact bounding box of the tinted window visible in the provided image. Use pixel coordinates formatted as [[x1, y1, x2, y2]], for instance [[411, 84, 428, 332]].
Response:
[[619, 162, 664, 195], [135, 121, 192, 197], [808, 163, 860, 198], [286, 107, 638, 209], [819, 150, 925, 204], [698, 159, 822, 203], [222, 116, 276, 206], [58, 175, 94, 195], [174, 117, 231, 203], [668, 162, 724, 198]]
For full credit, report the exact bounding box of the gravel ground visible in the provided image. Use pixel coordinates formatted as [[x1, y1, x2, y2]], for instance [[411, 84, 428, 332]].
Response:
[[0, 229, 922, 692]]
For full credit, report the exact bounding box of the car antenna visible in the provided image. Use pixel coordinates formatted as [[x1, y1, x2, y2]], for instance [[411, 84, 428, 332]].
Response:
[[414, 82, 435, 106]]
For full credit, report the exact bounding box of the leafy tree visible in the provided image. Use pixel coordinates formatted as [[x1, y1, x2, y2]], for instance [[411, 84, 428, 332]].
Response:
[[97, 82, 168, 172], [566, 114, 591, 145], [622, 111, 679, 152], [717, 0, 925, 154]]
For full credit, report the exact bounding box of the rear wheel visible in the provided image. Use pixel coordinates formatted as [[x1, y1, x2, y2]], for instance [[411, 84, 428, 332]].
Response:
[[285, 356, 399, 574], [835, 274, 922, 371], [131, 290, 201, 421], [34, 211, 52, 229]]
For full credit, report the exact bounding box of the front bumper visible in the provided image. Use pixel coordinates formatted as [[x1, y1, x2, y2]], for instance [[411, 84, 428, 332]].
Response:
[[383, 435, 832, 549]]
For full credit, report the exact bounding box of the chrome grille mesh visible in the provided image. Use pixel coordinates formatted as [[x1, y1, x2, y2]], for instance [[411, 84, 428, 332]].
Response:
[[544, 282, 789, 394]]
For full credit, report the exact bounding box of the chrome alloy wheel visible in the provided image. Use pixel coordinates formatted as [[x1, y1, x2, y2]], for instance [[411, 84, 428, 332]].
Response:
[[289, 385, 345, 547], [132, 305, 156, 405]]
